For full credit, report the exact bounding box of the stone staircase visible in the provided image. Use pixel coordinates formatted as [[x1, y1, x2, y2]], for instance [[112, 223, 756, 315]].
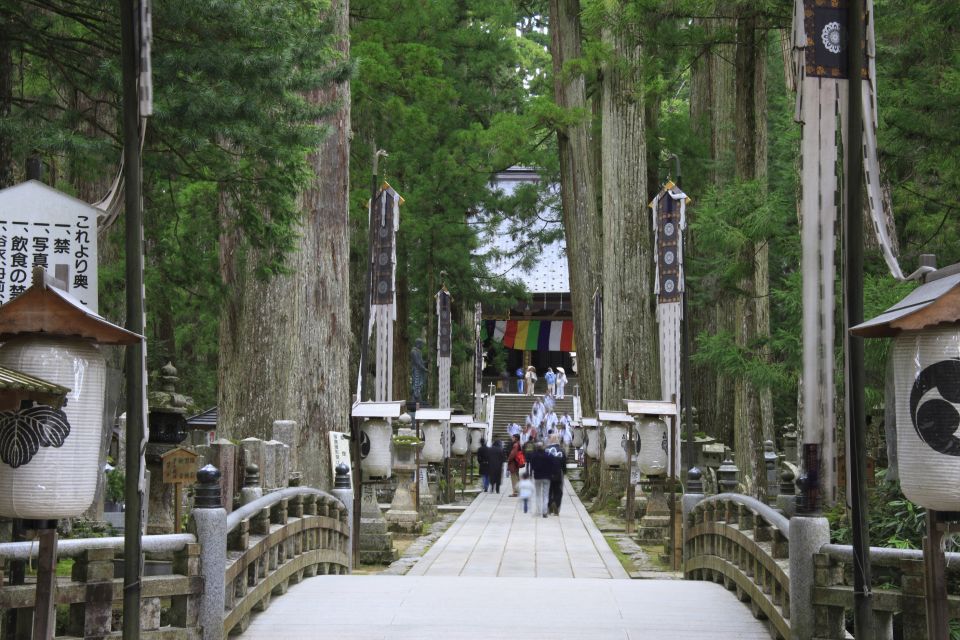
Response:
[[489, 393, 576, 445]]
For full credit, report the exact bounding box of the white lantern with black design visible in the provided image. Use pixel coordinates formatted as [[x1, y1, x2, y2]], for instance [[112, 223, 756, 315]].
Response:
[[635, 416, 669, 476], [468, 423, 485, 453], [852, 271, 960, 510], [572, 424, 584, 448], [421, 422, 444, 463], [360, 419, 393, 479], [451, 425, 469, 456], [0, 268, 142, 519], [625, 399, 677, 479], [583, 418, 599, 459], [351, 401, 404, 481], [599, 411, 633, 468]]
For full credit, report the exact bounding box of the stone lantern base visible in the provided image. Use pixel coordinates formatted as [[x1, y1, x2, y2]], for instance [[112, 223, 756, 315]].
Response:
[[635, 476, 671, 545], [358, 486, 397, 565], [385, 470, 422, 534]]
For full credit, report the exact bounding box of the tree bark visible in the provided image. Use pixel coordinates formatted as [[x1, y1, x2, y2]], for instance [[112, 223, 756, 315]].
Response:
[[218, 0, 350, 490], [600, 5, 658, 404], [732, 6, 769, 496], [0, 17, 13, 189], [688, 3, 736, 444], [550, 0, 601, 415]]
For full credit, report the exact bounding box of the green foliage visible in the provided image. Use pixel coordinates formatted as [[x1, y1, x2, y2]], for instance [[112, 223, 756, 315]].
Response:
[[105, 468, 125, 504], [827, 470, 925, 549]]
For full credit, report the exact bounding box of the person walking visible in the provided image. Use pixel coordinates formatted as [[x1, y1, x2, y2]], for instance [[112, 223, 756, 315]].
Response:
[[506, 434, 523, 496], [556, 367, 567, 399], [546, 434, 567, 515], [524, 366, 537, 396], [528, 442, 552, 517], [518, 472, 534, 514], [516, 367, 524, 394], [545, 367, 556, 396], [476, 438, 490, 492], [487, 439, 505, 494]]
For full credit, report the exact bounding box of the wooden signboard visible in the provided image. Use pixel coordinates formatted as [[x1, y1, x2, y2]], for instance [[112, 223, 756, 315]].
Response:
[[161, 447, 198, 533]]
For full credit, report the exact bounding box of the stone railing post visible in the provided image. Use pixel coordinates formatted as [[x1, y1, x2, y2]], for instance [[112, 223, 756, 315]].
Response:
[[763, 441, 779, 504], [330, 463, 353, 571], [67, 548, 114, 637], [240, 464, 263, 506], [788, 515, 829, 640], [681, 468, 706, 567], [192, 464, 227, 640]]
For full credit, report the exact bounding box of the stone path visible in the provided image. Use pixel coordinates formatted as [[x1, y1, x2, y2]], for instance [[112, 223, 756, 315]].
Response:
[[407, 478, 627, 578]]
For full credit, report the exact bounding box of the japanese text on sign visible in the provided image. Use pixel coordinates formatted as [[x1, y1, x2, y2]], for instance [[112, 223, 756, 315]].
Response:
[[0, 182, 99, 310], [162, 448, 199, 484]]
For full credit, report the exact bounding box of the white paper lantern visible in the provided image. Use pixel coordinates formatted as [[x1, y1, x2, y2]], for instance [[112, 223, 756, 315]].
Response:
[[602, 424, 629, 467], [0, 336, 105, 518], [636, 416, 668, 476], [360, 419, 393, 479], [422, 421, 444, 463], [469, 426, 484, 453], [584, 425, 599, 459], [572, 425, 584, 448], [892, 326, 960, 510], [451, 425, 469, 456]]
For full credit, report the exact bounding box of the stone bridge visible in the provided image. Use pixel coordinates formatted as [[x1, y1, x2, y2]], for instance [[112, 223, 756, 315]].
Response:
[[2, 468, 958, 639]]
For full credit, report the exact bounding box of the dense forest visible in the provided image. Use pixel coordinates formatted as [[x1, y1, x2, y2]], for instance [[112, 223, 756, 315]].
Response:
[[0, 0, 957, 501]]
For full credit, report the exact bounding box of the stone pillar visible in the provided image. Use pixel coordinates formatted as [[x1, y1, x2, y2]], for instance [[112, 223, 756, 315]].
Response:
[[145, 443, 177, 534], [385, 437, 422, 534], [777, 467, 798, 517], [265, 440, 290, 489], [681, 467, 705, 522], [272, 420, 297, 470], [788, 516, 830, 640], [330, 464, 354, 571], [358, 483, 396, 565], [207, 439, 237, 514], [191, 465, 227, 640], [764, 440, 779, 504]]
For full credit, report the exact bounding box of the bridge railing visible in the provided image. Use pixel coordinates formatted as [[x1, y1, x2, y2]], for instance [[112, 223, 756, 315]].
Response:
[[684, 492, 791, 640], [0, 464, 353, 640], [0, 533, 201, 639], [220, 484, 350, 636], [812, 543, 960, 640]]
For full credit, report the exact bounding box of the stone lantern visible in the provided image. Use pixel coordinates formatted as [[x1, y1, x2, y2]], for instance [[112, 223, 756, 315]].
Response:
[[449, 414, 471, 457], [852, 268, 960, 511], [385, 412, 422, 533], [351, 401, 404, 481], [582, 417, 599, 459], [572, 422, 584, 448], [415, 408, 451, 464], [0, 268, 142, 519], [598, 411, 634, 468]]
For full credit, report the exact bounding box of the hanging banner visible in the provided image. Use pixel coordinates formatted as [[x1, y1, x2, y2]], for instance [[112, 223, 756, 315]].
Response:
[[482, 319, 575, 352], [369, 182, 401, 402]]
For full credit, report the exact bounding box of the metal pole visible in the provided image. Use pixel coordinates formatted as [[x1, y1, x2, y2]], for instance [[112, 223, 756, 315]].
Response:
[[120, 2, 145, 637], [844, 3, 874, 636], [31, 524, 58, 640], [670, 154, 695, 476]]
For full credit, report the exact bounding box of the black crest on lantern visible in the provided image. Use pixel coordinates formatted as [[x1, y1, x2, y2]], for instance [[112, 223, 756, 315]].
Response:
[[0, 405, 71, 468], [910, 358, 960, 457]]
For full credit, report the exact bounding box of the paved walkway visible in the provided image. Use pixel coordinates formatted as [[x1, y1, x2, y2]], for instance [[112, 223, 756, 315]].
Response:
[[407, 478, 627, 578], [240, 478, 772, 639]]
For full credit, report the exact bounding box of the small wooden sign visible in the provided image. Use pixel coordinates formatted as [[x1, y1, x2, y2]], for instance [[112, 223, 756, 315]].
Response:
[[161, 447, 198, 484]]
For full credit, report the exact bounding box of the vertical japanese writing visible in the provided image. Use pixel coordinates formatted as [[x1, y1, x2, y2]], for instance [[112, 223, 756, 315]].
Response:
[[74, 215, 90, 292], [10, 235, 28, 299]]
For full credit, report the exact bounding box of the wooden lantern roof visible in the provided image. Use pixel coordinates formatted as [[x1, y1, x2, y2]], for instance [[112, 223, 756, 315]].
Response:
[[0, 268, 142, 345], [851, 268, 960, 338], [0, 364, 70, 411]]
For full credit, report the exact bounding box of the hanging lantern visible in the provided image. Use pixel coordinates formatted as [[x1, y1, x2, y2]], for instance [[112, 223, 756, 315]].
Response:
[[360, 418, 393, 479], [421, 421, 444, 463], [451, 424, 469, 456], [572, 425, 584, 448], [583, 418, 599, 459], [852, 270, 960, 510], [468, 423, 485, 453], [599, 411, 633, 468], [0, 268, 141, 519], [636, 416, 668, 476]]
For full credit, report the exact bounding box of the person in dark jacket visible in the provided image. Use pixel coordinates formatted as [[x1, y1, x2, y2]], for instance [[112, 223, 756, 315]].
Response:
[[486, 439, 505, 494], [528, 442, 553, 517], [476, 438, 490, 492], [545, 434, 567, 515]]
